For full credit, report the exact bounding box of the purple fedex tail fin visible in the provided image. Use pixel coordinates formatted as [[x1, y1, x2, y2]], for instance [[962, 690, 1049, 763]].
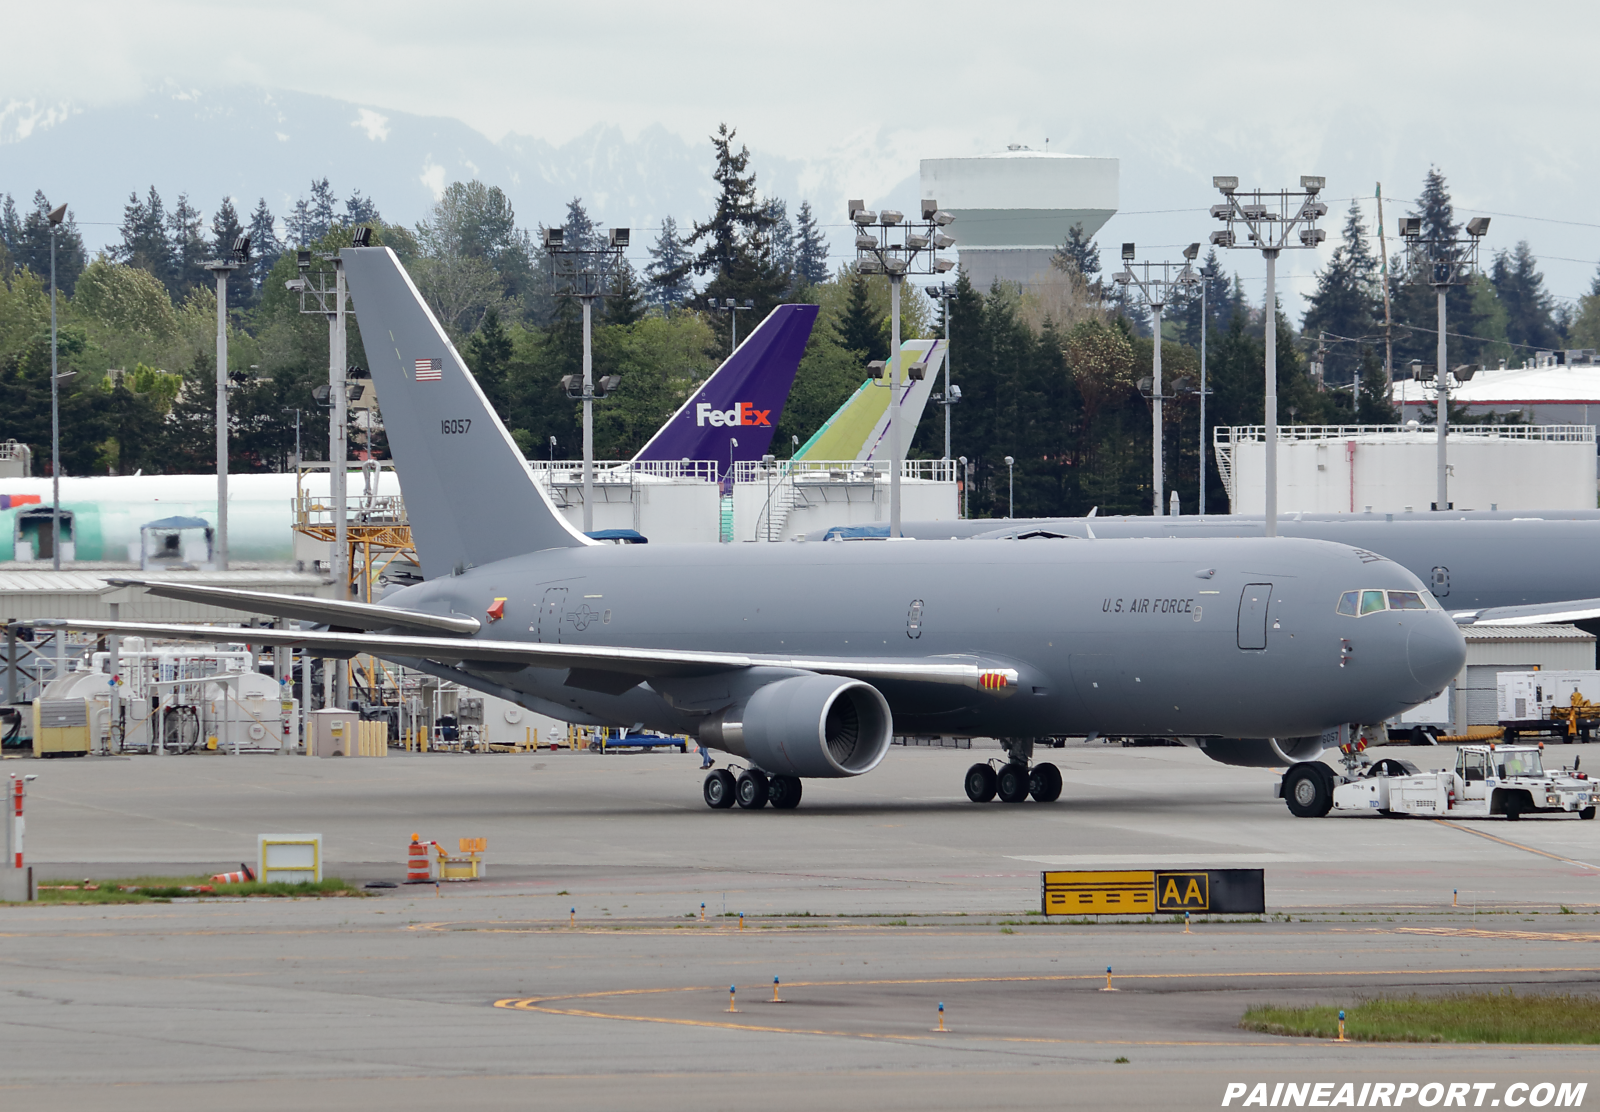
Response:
[[633, 303, 817, 468]]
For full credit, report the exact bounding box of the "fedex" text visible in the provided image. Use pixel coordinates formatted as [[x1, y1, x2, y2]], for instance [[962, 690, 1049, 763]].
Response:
[[696, 402, 771, 428]]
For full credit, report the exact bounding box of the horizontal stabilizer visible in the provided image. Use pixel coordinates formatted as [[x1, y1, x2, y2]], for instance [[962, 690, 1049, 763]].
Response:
[[44, 618, 997, 689], [104, 578, 480, 635]]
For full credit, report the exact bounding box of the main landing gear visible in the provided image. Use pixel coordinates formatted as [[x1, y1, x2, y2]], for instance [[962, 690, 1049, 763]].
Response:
[[703, 768, 803, 810], [964, 739, 1062, 804]]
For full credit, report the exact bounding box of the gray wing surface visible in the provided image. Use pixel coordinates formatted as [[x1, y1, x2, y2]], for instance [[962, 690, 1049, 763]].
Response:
[[48, 619, 995, 689], [103, 579, 480, 635], [1452, 598, 1600, 626]]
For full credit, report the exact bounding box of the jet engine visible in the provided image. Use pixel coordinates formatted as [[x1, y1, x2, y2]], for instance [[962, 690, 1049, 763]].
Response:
[[1192, 736, 1328, 768], [698, 673, 893, 778]]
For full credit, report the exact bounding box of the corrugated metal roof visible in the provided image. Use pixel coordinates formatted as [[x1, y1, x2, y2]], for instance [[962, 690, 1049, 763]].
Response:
[[1463, 623, 1594, 643], [1393, 365, 1600, 405], [0, 570, 327, 593]]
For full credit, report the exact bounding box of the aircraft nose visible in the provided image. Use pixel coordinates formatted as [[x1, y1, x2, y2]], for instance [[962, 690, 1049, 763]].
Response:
[[1407, 618, 1466, 695]]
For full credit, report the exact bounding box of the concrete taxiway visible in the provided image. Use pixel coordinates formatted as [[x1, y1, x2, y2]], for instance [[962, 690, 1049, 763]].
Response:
[[2, 743, 1596, 1110]]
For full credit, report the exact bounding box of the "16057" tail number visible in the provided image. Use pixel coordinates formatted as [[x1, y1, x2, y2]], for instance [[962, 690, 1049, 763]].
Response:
[[441, 419, 472, 435]]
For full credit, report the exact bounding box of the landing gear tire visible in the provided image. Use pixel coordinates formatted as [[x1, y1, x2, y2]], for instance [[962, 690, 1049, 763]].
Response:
[[768, 775, 802, 809], [704, 768, 736, 809], [964, 763, 997, 803], [996, 763, 1031, 804], [736, 770, 770, 809], [1029, 762, 1063, 803], [1580, 806, 1596, 821], [1283, 762, 1334, 818]]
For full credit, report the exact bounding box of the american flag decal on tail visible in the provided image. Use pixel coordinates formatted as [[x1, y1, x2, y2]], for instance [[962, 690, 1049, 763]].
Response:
[[414, 358, 443, 381]]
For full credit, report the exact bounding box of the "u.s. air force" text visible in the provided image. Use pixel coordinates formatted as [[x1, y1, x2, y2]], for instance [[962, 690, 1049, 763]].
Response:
[[1104, 597, 1196, 614]]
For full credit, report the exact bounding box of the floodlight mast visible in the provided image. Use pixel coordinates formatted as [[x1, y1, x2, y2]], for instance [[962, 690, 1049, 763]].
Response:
[[1208, 175, 1328, 536], [46, 203, 66, 571], [1116, 246, 1201, 516], [1403, 216, 1489, 511], [850, 198, 956, 536], [291, 239, 360, 709], [203, 233, 249, 571], [547, 225, 629, 530]]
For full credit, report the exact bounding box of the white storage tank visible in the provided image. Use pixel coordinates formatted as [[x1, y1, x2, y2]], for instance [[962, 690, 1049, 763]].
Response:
[[1214, 425, 1598, 514]]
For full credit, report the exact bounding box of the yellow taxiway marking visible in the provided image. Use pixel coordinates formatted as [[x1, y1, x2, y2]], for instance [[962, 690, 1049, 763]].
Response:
[[1432, 818, 1600, 871], [494, 965, 1600, 1044], [1395, 926, 1600, 943]]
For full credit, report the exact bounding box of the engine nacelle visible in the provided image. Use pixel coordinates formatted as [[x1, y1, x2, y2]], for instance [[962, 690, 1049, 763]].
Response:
[[698, 673, 893, 778], [1192, 736, 1328, 768]]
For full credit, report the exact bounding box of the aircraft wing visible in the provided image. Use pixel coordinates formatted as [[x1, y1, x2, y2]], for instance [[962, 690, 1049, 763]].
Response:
[[1452, 598, 1600, 627], [103, 579, 481, 636], [43, 618, 1004, 690]]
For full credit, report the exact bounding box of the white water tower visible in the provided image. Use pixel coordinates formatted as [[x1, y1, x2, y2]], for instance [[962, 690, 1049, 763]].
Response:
[[920, 147, 1118, 290]]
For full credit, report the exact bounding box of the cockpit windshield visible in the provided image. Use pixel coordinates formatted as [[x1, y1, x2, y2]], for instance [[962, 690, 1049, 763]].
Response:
[[1337, 589, 1436, 616]]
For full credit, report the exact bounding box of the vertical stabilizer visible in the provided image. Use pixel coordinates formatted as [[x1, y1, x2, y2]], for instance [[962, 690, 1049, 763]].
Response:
[[342, 247, 590, 578], [634, 304, 817, 467], [795, 339, 947, 463]]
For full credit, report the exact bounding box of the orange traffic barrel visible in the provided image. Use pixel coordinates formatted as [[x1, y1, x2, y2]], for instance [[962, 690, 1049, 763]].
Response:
[[405, 833, 431, 883]]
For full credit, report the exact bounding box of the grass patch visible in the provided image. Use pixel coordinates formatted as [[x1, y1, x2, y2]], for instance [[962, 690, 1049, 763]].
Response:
[[1241, 991, 1600, 1044], [33, 876, 361, 904]]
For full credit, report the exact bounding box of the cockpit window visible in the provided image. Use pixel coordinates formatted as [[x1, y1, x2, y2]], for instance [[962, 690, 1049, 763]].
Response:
[[1388, 591, 1428, 610], [1359, 590, 1387, 615], [1336, 591, 1359, 616]]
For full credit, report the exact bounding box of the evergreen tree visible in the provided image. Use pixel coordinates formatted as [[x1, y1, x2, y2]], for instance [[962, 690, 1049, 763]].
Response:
[[308, 178, 337, 241], [1174, 249, 1238, 349], [9, 191, 86, 294], [678, 124, 787, 344], [605, 258, 645, 325], [343, 189, 381, 227], [246, 198, 282, 293], [1388, 167, 1489, 367], [1490, 241, 1561, 352], [793, 200, 830, 286], [765, 197, 796, 279], [115, 186, 172, 289], [209, 198, 249, 310], [1301, 200, 1382, 385], [1356, 344, 1397, 423], [166, 193, 209, 298], [643, 215, 693, 307], [0, 194, 20, 269], [1416, 166, 1461, 259], [463, 307, 514, 419], [562, 197, 601, 253], [1051, 222, 1101, 283], [834, 269, 887, 361]]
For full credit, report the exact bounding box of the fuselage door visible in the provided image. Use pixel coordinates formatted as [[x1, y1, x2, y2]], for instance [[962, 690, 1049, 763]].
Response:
[[536, 587, 568, 643], [1236, 583, 1272, 650]]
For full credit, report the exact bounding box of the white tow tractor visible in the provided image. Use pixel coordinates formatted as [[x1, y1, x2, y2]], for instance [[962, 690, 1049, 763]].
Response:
[[1278, 741, 1596, 820]]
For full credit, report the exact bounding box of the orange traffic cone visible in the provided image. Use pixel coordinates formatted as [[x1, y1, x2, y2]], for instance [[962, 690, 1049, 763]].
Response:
[[405, 833, 432, 883], [211, 864, 255, 884]]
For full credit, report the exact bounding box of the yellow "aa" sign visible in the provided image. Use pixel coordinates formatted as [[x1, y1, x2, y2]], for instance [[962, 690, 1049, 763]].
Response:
[[1155, 872, 1209, 911]]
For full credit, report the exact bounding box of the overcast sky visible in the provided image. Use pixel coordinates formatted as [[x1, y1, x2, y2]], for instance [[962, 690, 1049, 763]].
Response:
[[7, 0, 1600, 309]]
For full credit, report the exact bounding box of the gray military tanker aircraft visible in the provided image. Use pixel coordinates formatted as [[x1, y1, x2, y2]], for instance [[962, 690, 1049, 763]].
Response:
[[900, 513, 1600, 630], [44, 247, 1466, 812]]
